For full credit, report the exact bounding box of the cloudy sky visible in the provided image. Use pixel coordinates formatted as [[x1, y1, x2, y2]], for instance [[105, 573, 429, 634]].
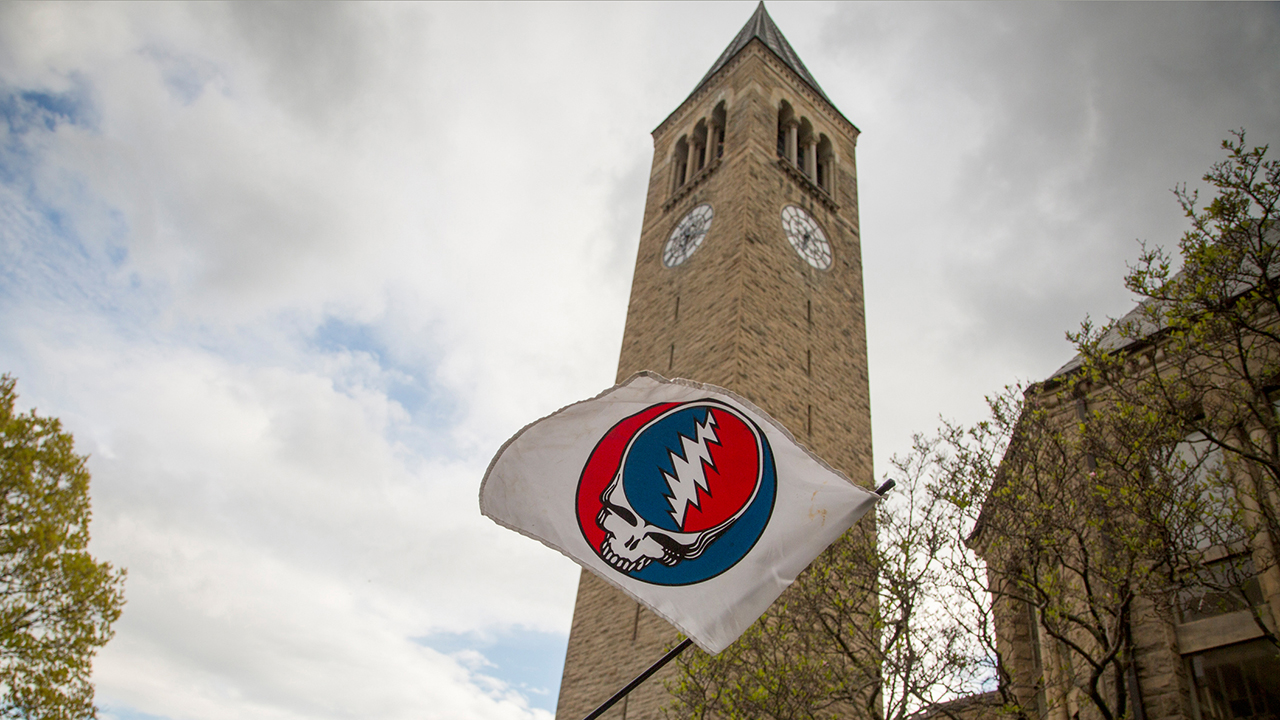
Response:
[[0, 2, 1277, 719]]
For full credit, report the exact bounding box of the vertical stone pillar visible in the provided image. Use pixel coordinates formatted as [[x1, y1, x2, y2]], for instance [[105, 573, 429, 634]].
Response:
[[786, 121, 798, 166], [806, 139, 818, 178]]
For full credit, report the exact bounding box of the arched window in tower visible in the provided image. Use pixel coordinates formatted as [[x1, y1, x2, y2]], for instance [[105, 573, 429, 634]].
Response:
[[692, 119, 709, 174], [798, 118, 816, 179], [672, 135, 689, 191], [777, 101, 796, 165], [817, 134, 835, 193], [711, 101, 727, 161]]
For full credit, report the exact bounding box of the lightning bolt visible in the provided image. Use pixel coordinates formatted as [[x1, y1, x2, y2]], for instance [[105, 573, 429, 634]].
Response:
[[662, 412, 719, 528]]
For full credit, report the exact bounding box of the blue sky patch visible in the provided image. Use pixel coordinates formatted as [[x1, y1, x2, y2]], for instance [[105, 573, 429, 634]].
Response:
[[100, 706, 173, 720], [1, 84, 93, 135], [417, 628, 568, 713], [310, 316, 460, 440], [142, 47, 223, 106], [312, 316, 384, 360]]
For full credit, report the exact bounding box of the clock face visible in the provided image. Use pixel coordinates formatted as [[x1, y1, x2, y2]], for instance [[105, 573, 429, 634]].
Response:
[[663, 204, 714, 267], [781, 205, 832, 270]]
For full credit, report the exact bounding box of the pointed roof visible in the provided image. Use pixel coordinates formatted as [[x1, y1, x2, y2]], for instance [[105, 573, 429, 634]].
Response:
[[692, 2, 832, 105]]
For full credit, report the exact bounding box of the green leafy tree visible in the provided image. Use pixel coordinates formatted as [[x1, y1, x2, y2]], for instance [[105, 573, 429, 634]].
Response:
[[930, 387, 1173, 720], [932, 131, 1280, 720], [1069, 129, 1279, 644], [666, 131, 1279, 720], [0, 375, 125, 719], [666, 470, 990, 720]]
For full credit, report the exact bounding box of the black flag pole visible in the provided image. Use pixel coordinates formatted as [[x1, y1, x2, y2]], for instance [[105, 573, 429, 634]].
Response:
[[580, 637, 694, 720]]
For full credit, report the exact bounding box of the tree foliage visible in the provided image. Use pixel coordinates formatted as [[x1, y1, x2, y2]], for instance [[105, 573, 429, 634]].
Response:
[[666, 131, 1280, 720], [666, 469, 991, 720], [0, 376, 125, 720], [931, 387, 1170, 720], [937, 131, 1280, 720], [1071, 128, 1280, 643]]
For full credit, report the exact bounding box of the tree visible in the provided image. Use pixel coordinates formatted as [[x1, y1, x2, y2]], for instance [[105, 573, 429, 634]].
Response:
[[1070, 129, 1280, 646], [666, 131, 1280, 720], [665, 466, 991, 720], [930, 386, 1176, 720], [0, 375, 125, 720], [932, 130, 1280, 720]]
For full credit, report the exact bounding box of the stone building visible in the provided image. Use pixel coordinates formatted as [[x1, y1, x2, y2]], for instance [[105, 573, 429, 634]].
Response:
[[554, 4, 875, 719], [973, 286, 1280, 720]]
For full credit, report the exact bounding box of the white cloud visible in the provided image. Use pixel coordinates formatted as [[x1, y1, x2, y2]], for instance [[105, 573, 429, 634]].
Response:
[[16, 322, 576, 719], [0, 2, 1277, 718]]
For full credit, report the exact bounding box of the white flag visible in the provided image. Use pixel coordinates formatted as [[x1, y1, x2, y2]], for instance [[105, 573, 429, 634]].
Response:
[[479, 372, 879, 654]]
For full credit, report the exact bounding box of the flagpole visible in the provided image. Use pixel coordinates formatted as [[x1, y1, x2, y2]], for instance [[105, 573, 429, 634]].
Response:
[[580, 638, 693, 720]]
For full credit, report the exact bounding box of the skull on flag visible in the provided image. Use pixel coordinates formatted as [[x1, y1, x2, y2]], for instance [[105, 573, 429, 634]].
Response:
[[578, 399, 776, 585]]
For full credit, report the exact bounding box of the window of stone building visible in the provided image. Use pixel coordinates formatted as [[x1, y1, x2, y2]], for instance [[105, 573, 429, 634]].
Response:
[[712, 101, 726, 160], [798, 118, 814, 178], [777, 100, 796, 163], [673, 135, 689, 191], [1169, 429, 1264, 623], [1172, 430, 1237, 551], [692, 119, 709, 174], [670, 103, 728, 198], [1025, 602, 1050, 719], [1188, 639, 1280, 720], [1178, 554, 1265, 623], [817, 134, 834, 193]]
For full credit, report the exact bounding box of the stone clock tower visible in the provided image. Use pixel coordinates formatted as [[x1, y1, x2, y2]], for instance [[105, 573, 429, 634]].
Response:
[[555, 5, 872, 718]]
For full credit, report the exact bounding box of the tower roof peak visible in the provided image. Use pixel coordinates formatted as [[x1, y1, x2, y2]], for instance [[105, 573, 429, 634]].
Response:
[[692, 2, 831, 104]]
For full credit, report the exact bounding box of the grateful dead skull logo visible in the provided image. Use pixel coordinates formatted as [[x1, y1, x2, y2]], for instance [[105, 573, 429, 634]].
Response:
[[576, 399, 776, 586]]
